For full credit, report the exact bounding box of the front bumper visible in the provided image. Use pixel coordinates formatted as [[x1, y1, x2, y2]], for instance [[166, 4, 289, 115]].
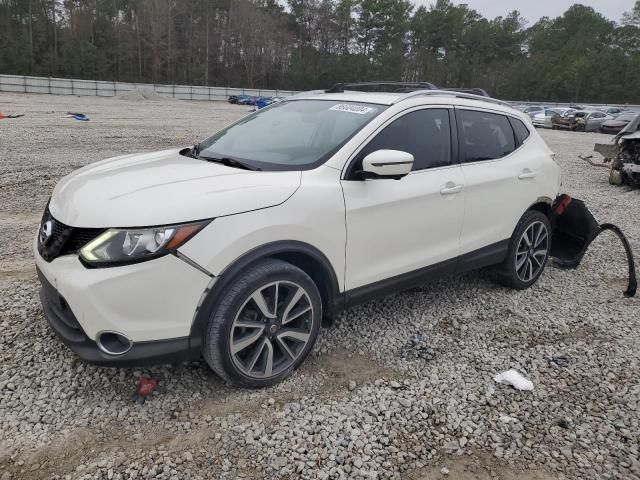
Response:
[[34, 234, 212, 366], [38, 267, 192, 366]]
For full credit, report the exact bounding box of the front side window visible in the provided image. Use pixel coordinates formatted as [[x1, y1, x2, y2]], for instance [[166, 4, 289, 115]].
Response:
[[198, 100, 385, 171], [459, 110, 516, 163], [358, 109, 452, 171]]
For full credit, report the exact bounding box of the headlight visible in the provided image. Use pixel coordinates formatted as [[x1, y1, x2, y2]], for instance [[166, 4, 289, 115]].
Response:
[[79, 221, 209, 267]]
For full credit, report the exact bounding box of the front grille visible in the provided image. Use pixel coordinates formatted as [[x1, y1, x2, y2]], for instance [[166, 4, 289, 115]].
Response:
[[37, 207, 105, 262]]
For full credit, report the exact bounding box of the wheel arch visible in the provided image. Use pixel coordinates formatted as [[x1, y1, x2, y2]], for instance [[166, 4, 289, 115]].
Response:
[[188, 241, 341, 357], [527, 197, 553, 219]]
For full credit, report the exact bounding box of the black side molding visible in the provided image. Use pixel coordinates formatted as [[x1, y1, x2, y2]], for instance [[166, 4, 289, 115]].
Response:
[[456, 240, 509, 273], [338, 240, 509, 310], [342, 258, 457, 309]]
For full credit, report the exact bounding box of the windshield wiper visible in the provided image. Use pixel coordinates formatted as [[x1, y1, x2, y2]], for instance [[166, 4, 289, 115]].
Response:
[[199, 155, 261, 171]]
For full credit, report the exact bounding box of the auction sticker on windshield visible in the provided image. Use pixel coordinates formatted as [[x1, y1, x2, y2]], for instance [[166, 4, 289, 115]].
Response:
[[330, 104, 376, 115]]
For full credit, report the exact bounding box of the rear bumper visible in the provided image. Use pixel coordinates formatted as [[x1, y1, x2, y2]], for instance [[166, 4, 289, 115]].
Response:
[[550, 195, 636, 298], [38, 267, 193, 366]]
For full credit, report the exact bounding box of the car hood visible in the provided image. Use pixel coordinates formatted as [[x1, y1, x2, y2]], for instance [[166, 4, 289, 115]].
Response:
[[49, 149, 301, 228]]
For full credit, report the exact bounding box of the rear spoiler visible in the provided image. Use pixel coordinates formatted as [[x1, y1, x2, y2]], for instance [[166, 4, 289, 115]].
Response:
[[550, 194, 636, 297]]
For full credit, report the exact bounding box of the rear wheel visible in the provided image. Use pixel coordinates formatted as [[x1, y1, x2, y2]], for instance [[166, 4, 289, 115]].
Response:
[[203, 259, 321, 387], [496, 211, 551, 290]]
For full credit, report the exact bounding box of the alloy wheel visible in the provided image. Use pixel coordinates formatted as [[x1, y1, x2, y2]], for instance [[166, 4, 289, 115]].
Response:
[[229, 281, 314, 379], [515, 221, 549, 283]]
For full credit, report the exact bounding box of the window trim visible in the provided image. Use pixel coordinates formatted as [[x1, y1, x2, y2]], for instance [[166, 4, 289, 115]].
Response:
[[454, 106, 532, 166], [342, 105, 457, 180]]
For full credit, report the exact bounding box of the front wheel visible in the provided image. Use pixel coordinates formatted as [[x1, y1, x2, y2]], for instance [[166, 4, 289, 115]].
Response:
[[203, 259, 322, 388], [496, 211, 551, 290]]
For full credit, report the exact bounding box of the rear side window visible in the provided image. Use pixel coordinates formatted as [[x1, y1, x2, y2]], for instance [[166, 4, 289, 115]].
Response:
[[459, 110, 516, 163], [360, 109, 452, 171], [509, 117, 531, 147]]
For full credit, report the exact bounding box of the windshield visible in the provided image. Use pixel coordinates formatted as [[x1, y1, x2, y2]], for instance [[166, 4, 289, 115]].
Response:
[[197, 100, 385, 171]]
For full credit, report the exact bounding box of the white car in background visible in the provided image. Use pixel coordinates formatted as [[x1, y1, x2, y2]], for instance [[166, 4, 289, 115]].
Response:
[[36, 84, 567, 387], [530, 108, 577, 129]]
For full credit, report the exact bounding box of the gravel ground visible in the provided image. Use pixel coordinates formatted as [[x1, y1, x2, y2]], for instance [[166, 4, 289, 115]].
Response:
[[0, 93, 638, 480]]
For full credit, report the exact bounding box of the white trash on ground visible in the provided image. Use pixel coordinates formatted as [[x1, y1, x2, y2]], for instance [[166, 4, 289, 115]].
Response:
[[494, 369, 534, 391]]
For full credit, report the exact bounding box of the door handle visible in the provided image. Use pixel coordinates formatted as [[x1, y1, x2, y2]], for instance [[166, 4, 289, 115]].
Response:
[[440, 183, 463, 195], [518, 169, 537, 180]]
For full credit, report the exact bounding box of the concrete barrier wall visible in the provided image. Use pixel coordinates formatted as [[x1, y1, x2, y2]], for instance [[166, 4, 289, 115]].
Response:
[[1, 74, 637, 109], [0, 74, 298, 100]]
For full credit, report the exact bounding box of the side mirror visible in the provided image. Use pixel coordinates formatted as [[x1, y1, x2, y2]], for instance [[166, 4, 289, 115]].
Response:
[[359, 150, 414, 180]]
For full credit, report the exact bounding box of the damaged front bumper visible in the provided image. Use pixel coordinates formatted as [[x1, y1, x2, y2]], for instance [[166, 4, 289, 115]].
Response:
[[550, 194, 637, 298]]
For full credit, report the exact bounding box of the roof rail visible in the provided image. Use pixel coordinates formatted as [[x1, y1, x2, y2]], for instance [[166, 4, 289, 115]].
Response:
[[393, 89, 512, 108], [325, 81, 437, 93], [442, 87, 490, 97]]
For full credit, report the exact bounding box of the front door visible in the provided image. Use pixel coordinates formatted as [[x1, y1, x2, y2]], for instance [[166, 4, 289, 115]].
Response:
[[341, 107, 465, 290]]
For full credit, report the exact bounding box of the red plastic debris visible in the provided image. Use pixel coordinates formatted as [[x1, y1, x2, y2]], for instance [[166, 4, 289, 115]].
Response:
[[553, 194, 572, 216], [136, 376, 158, 397]]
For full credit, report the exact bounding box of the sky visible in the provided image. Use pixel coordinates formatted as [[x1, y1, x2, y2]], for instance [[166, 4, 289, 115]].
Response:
[[412, 1, 633, 25]]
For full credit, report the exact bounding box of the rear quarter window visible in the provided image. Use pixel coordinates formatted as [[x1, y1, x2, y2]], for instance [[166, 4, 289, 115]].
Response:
[[508, 117, 531, 147]]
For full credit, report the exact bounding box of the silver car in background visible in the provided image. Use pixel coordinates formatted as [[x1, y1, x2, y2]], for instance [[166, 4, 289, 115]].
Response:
[[595, 106, 625, 117], [572, 110, 615, 132]]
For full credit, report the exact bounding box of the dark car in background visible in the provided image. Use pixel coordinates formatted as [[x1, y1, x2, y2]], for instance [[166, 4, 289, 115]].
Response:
[[236, 95, 255, 105], [600, 112, 639, 134]]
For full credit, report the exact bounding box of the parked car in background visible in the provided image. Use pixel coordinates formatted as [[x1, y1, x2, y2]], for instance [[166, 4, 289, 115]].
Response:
[[531, 108, 575, 128], [522, 106, 546, 118], [236, 95, 256, 105], [543, 108, 576, 128], [595, 106, 625, 117], [228, 95, 239, 104], [255, 96, 276, 109], [599, 112, 639, 134], [558, 110, 613, 132], [572, 110, 614, 132]]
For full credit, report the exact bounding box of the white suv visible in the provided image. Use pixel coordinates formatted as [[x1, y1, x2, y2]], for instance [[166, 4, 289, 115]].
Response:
[[35, 85, 563, 387]]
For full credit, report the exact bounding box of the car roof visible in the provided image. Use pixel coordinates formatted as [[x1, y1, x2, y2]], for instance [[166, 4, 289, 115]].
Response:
[[291, 90, 410, 105], [289, 89, 522, 117]]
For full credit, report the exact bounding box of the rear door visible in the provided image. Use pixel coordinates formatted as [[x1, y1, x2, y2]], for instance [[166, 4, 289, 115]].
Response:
[[456, 108, 541, 260], [342, 107, 465, 290]]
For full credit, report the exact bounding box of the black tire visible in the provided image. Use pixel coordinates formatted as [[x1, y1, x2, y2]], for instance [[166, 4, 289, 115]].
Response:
[[203, 259, 322, 388], [495, 210, 552, 290]]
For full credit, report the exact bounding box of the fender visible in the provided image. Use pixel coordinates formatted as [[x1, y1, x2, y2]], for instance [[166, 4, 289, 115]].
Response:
[[187, 240, 341, 358]]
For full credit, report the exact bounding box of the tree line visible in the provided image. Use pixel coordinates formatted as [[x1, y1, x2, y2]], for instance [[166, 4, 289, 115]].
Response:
[[1, 0, 640, 103]]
